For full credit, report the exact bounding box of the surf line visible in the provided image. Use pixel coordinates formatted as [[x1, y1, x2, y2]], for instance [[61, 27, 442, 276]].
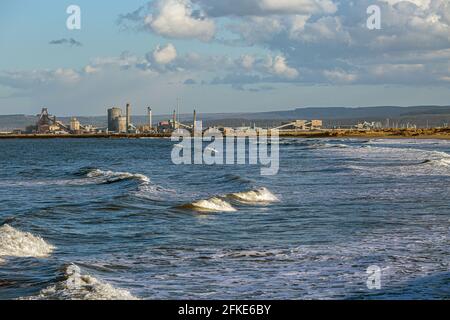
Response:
[[171, 121, 279, 176]]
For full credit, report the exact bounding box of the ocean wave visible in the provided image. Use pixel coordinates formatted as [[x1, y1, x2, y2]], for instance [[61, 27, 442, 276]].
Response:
[[177, 187, 278, 212], [179, 197, 237, 213], [84, 169, 150, 184], [422, 158, 450, 167], [227, 187, 279, 204], [132, 183, 177, 201], [0, 224, 55, 263], [22, 264, 138, 300]]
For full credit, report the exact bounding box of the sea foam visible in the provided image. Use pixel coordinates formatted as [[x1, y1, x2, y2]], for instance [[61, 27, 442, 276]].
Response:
[[182, 197, 237, 212], [22, 264, 139, 300], [86, 169, 150, 184], [0, 224, 55, 263], [227, 187, 279, 204]]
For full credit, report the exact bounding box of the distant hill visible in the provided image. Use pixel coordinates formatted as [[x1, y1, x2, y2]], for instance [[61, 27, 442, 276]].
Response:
[[1, 105, 450, 130]]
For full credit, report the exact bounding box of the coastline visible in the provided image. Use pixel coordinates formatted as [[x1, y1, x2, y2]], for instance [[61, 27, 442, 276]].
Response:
[[1, 128, 450, 140]]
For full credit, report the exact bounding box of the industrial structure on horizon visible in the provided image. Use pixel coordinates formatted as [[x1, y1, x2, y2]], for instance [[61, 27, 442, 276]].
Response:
[[14, 103, 330, 136], [25, 108, 95, 134]]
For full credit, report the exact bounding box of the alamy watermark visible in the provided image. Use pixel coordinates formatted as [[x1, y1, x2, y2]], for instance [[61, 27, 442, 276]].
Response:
[[367, 5, 381, 30], [171, 121, 279, 176], [366, 265, 382, 290], [66, 5, 81, 30]]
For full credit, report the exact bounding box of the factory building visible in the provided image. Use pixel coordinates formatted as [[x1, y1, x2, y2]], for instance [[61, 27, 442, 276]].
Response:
[[107, 107, 122, 132], [116, 116, 127, 133], [70, 118, 80, 132], [275, 119, 323, 131], [107, 104, 134, 133]]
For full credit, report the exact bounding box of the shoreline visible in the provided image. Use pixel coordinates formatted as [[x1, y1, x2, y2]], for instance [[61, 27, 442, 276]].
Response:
[[1, 129, 450, 140]]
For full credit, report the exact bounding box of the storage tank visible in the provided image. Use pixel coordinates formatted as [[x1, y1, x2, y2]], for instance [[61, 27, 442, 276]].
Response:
[[108, 107, 122, 132], [115, 116, 127, 133]]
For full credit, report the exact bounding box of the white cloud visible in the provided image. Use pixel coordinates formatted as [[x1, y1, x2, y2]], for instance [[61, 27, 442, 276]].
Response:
[[84, 65, 100, 74], [258, 0, 337, 15], [323, 69, 358, 84], [195, 0, 337, 16], [153, 43, 177, 64], [145, 0, 215, 41], [0, 69, 81, 89], [266, 55, 299, 79], [241, 55, 256, 70], [381, 0, 431, 9], [292, 16, 350, 43]]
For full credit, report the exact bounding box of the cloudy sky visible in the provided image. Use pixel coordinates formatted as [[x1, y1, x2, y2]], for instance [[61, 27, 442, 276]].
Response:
[[0, 0, 450, 116]]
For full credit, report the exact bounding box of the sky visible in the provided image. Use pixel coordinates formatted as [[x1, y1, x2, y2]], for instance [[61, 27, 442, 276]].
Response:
[[0, 0, 450, 116]]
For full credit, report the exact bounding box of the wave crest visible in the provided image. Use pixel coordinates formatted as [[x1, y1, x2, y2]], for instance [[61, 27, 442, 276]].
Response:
[[0, 224, 55, 263], [23, 264, 139, 300], [228, 187, 279, 204], [85, 169, 150, 184], [180, 197, 237, 213], [423, 158, 450, 167]]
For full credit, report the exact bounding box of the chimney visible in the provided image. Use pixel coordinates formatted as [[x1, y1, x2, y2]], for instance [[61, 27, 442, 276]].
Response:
[[193, 109, 197, 134], [148, 107, 152, 129], [173, 109, 177, 130], [126, 103, 131, 133]]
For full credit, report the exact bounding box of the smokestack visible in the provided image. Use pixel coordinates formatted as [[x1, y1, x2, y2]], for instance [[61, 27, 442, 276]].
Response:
[[173, 109, 177, 130], [193, 109, 197, 134], [126, 103, 131, 133], [148, 107, 152, 129]]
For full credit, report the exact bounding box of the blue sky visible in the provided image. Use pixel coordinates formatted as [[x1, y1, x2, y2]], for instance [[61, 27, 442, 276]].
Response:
[[1, 0, 450, 116]]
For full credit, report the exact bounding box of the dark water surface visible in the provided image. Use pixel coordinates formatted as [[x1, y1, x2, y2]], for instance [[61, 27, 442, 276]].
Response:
[[0, 138, 449, 299]]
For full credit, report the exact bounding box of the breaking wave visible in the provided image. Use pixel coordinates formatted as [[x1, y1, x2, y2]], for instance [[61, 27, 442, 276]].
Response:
[[178, 187, 279, 212], [0, 224, 55, 263], [22, 264, 138, 300], [227, 187, 279, 204], [179, 197, 237, 213], [422, 158, 450, 167], [83, 168, 150, 184]]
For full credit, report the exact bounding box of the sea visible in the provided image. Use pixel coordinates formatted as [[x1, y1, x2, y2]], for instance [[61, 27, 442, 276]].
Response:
[[0, 137, 449, 300]]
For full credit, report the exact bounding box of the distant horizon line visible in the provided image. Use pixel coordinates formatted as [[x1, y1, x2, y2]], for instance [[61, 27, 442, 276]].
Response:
[[2, 104, 450, 118]]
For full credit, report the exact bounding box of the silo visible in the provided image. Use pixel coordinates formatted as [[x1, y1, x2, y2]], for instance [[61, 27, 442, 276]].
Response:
[[108, 107, 122, 132], [115, 116, 127, 133]]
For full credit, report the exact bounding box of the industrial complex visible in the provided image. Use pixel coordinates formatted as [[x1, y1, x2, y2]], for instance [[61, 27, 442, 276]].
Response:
[[15, 104, 326, 137], [5, 103, 435, 139]]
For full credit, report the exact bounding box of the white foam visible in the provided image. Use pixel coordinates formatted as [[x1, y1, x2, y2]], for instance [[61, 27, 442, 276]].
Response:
[[0, 224, 55, 263], [425, 158, 450, 167], [23, 264, 139, 300], [87, 169, 150, 184], [228, 187, 279, 204], [188, 197, 237, 212]]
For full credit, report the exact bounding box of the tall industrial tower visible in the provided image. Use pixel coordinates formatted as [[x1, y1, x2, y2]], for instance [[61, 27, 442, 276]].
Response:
[[148, 107, 152, 129], [126, 103, 131, 133]]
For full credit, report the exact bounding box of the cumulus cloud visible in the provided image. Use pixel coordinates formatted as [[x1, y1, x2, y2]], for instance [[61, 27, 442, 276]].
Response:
[[6, 0, 450, 98], [265, 55, 299, 79], [0, 68, 81, 89], [194, 0, 337, 16], [153, 43, 178, 64], [323, 69, 358, 84], [241, 55, 256, 70], [145, 0, 216, 41]]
